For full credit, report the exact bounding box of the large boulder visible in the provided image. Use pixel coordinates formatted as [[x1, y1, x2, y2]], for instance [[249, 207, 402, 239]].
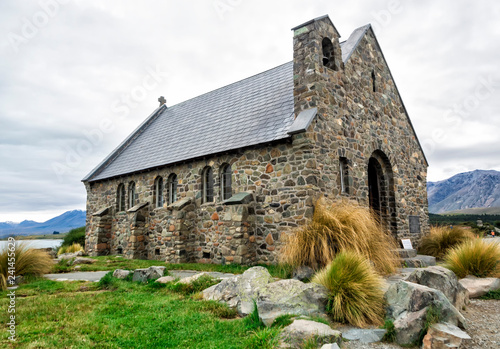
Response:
[[132, 266, 166, 282], [385, 280, 466, 346], [257, 279, 328, 326], [202, 266, 273, 315], [113, 269, 131, 279], [280, 319, 342, 348], [459, 275, 500, 298], [422, 323, 471, 349], [406, 266, 469, 310]]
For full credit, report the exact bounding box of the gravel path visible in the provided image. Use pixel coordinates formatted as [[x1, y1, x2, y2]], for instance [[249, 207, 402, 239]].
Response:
[[461, 299, 500, 349]]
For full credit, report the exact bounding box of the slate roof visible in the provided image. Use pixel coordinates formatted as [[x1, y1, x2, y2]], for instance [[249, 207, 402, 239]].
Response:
[[83, 23, 386, 182]]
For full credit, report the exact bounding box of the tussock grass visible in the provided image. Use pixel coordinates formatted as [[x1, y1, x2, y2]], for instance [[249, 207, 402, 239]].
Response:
[[418, 226, 474, 259], [0, 242, 53, 290], [245, 327, 281, 349], [57, 242, 84, 256], [281, 199, 399, 274], [312, 251, 385, 327], [444, 238, 500, 278]]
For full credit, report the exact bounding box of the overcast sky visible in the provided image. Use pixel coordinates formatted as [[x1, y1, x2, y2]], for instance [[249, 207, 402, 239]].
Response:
[[1, 0, 499, 222]]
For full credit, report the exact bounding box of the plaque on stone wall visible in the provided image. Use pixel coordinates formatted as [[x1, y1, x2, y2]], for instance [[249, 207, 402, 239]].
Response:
[[409, 215, 421, 234]]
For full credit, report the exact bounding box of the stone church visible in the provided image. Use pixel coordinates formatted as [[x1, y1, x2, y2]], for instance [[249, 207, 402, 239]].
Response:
[[83, 15, 429, 264]]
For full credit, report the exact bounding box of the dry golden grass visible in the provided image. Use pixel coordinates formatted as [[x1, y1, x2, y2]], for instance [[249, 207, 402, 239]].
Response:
[[444, 238, 500, 278], [312, 251, 385, 327], [57, 242, 84, 256], [418, 226, 475, 260], [0, 242, 53, 290], [280, 199, 399, 275]]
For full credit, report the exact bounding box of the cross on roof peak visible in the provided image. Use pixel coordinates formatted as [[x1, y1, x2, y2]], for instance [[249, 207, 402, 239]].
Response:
[[158, 96, 166, 107]]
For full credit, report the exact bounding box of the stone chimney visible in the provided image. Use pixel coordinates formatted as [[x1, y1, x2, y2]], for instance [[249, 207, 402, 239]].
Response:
[[291, 15, 343, 118]]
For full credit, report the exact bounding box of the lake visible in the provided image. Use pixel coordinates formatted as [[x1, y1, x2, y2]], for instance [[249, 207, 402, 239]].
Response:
[[0, 239, 63, 249]]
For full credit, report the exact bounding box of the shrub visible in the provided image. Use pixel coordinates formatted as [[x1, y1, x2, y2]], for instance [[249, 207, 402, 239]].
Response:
[[481, 289, 500, 300], [312, 251, 385, 327], [97, 272, 119, 290], [0, 242, 53, 290], [418, 226, 474, 259], [444, 238, 500, 278], [57, 243, 84, 256], [62, 226, 85, 247], [281, 199, 399, 275]]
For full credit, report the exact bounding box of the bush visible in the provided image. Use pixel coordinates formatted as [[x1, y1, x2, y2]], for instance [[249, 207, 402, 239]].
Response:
[[57, 243, 84, 256], [62, 226, 85, 247], [0, 242, 53, 290], [312, 251, 385, 327], [281, 199, 399, 275], [444, 238, 500, 278], [418, 226, 474, 259]]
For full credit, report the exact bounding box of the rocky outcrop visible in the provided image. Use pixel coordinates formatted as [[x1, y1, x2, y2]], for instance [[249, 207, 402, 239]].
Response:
[[385, 280, 466, 346], [257, 279, 328, 326], [132, 266, 166, 282], [422, 323, 471, 349], [202, 266, 273, 315], [406, 266, 469, 310], [280, 320, 341, 348], [202, 266, 328, 324], [113, 269, 131, 279], [459, 276, 500, 298]]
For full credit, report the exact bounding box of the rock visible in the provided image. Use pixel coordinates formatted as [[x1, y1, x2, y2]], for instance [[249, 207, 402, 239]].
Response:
[[320, 344, 340, 349], [403, 255, 436, 268], [178, 272, 211, 284], [407, 266, 469, 310], [74, 265, 82, 270], [280, 320, 342, 348], [202, 266, 273, 315], [342, 328, 386, 343], [132, 266, 166, 282], [71, 257, 96, 265], [292, 266, 314, 281], [58, 251, 84, 260], [396, 248, 417, 258], [156, 276, 176, 284], [459, 276, 500, 298], [422, 323, 471, 349], [113, 269, 132, 279], [257, 279, 328, 326], [385, 280, 467, 346]]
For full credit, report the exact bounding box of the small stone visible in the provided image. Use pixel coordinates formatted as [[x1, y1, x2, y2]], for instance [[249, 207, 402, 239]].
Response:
[[265, 234, 274, 245], [265, 163, 273, 173], [211, 212, 219, 220], [156, 276, 176, 284], [113, 269, 131, 279]]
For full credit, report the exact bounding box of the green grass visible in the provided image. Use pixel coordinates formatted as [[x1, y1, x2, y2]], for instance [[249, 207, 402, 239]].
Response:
[[381, 319, 396, 342], [481, 289, 500, 300], [417, 304, 442, 345], [0, 276, 271, 348], [51, 255, 291, 278]]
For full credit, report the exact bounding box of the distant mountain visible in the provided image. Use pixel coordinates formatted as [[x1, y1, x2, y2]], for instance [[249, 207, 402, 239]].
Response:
[[0, 210, 86, 238], [428, 170, 500, 214]]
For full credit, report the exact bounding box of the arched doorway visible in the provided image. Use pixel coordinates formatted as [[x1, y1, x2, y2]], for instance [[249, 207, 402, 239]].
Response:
[[368, 150, 397, 237]]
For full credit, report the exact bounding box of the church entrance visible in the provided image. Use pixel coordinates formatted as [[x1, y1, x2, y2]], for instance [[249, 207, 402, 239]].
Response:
[[368, 151, 397, 237]]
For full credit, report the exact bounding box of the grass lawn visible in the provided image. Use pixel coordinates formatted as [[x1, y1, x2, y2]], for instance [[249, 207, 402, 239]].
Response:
[[53, 255, 292, 279], [0, 277, 269, 348]]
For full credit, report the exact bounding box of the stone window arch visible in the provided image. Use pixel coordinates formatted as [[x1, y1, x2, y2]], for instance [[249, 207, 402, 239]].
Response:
[[117, 183, 126, 212], [322, 37, 338, 71], [128, 181, 136, 209], [202, 166, 214, 203], [167, 173, 178, 205], [154, 176, 163, 208], [220, 163, 232, 200]]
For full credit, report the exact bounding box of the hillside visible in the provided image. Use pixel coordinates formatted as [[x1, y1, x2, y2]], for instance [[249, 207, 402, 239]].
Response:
[[428, 170, 500, 213], [0, 210, 86, 238]]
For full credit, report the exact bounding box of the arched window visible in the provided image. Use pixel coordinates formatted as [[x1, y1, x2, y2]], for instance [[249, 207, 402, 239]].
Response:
[[117, 184, 126, 211], [128, 181, 136, 209], [154, 176, 163, 208], [322, 37, 337, 71], [202, 167, 214, 203], [339, 157, 349, 194], [220, 164, 232, 200], [167, 173, 178, 204]]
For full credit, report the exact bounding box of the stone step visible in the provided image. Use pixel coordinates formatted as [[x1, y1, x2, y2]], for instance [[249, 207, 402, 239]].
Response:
[[394, 248, 417, 258], [403, 255, 436, 268]]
